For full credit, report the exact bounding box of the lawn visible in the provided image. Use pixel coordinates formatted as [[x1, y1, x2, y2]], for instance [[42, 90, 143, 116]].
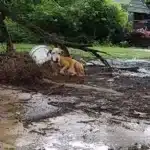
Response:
[[93, 46, 150, 60], [0, 43, 150, 60]]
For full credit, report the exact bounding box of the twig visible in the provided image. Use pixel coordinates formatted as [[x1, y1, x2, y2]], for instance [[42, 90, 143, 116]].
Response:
[[77, 119, 97, 123], [29, 130, 46, 136], [80, 107, 99, 115]]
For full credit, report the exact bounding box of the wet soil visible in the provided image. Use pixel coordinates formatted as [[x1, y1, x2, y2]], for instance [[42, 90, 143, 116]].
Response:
[[0, 89, 23, 149], [0, 57, 150, 149], [20, 66, 150, 120]]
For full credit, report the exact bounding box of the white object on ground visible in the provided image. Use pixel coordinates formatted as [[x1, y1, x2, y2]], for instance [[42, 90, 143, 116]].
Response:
[[29, 45, 52, 65]]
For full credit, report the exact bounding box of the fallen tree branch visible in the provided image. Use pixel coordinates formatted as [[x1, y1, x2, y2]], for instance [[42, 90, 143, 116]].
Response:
[[81, 47, 112, 68], [0, 11, 15, 52], [36, 26, 112, 68], [40, 28, 112, 68], [12, 18, 112, 68]]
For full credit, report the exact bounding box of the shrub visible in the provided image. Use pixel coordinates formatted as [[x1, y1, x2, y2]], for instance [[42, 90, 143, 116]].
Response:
[[65, 0, 128, 43]]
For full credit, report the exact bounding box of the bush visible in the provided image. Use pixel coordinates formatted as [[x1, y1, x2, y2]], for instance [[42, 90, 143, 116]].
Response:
[[64, 0, 128, 43], [3, 0, 129, 44]]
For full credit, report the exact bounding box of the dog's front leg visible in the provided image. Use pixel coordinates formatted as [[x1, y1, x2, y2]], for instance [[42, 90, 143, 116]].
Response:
[[60, 65, 68, 75]]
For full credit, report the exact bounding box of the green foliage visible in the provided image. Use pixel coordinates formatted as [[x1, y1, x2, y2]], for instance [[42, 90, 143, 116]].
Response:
[[125, 21, 133, 32], [5, 18, 39, 43], [145, 0, 150, 4], [29, 0, 70, 35], [0, 0, 41, 43], [54, 0, 75, 7], [65, 0, 128, 42], [0, 0, 129, 44]]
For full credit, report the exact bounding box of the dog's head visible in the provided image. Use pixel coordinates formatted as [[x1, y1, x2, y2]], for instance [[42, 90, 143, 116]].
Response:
[[51, 47, 63, 63], [51, 53, 61, 63], [51, 47, 63, 55]]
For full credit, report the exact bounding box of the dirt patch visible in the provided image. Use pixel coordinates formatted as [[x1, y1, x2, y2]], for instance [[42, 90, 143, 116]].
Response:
[[0, 52, 43, 85], [0, 92, 22, 149], [0, 52, 150, 121], [0, 52, 149, 120]]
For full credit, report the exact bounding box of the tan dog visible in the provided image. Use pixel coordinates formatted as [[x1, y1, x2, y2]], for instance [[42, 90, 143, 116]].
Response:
[[51, 53, 85, 77]]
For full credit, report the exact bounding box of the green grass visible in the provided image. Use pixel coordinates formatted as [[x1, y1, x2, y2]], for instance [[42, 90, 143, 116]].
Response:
[[0, 43, 150, 60], [93, 46, 150, 60]]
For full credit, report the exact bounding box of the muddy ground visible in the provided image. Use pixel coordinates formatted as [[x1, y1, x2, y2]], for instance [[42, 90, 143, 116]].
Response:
[[0, 62, 150, 150]]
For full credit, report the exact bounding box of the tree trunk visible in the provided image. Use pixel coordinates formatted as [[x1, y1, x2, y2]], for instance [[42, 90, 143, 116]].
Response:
[[0, 12, 14, 52]]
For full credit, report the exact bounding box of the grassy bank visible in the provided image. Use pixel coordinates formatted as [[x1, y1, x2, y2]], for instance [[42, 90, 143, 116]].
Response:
[[0, 43, 150, 60]]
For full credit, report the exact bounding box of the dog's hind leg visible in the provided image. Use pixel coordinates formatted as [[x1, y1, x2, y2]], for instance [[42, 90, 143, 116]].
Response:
[[68, 67, 76, 76], [67, 61, 77, 76]]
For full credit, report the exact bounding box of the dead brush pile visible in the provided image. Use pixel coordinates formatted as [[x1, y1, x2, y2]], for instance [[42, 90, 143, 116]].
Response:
[[0, 52, 44, 85]]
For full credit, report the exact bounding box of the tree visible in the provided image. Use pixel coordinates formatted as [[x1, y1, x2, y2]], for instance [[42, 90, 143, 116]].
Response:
[[0, 0, 14, 52], [64, 0, 128, 42], [0, 0, 40, 52]]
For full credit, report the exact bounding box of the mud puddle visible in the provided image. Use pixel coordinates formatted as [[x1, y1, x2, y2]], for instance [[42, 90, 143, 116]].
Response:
[[14, 111, 150, 150], [0, 84, 149, 149], [88, 59, 150, 69]]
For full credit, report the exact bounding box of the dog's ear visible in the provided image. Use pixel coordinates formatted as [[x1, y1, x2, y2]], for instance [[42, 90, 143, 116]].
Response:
[[47, 49, 52, 56], [58, 49, 63, 54], [52, 47, 63, 54]]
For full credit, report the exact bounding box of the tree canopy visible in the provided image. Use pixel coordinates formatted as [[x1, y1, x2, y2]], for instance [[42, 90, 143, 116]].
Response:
[[0, 0, 128, 44]]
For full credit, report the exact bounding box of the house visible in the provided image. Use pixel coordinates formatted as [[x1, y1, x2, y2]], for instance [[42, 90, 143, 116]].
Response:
[[114, 0, 150, 30]]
